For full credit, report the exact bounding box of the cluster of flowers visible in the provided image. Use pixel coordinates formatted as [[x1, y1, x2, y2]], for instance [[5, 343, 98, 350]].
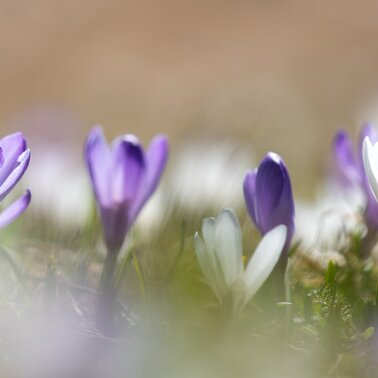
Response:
[[3, 124, 378, 319]]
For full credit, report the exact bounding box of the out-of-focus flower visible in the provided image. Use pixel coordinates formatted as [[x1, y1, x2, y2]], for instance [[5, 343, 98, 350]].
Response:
[[0, 132, 31, 228], [243, 152, 295, 253], [135, 141, 253, 238], [295, 184, 364, 252], [363, 135, 378, 202], [85, 126, 169, 253], [25, 147, 91, 227], [168, 142, 253, 211], [334, 125, 378, 229], [194, 208, 287, 312]]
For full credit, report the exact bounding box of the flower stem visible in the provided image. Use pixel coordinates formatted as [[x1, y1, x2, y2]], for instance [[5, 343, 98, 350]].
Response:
[[97, 250, 118, 336]]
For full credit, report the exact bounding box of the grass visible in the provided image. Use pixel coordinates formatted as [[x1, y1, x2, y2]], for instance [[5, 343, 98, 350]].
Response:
[[0, 200, 377, 377]]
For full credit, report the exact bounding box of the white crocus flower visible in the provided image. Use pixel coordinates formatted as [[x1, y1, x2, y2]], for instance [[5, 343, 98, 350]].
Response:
[[194, 208, 287, 312], [363, 136, 378, 201]]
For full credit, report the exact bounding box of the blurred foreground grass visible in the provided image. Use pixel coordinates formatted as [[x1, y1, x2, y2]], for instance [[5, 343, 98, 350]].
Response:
[[0, 195, 376, 377]]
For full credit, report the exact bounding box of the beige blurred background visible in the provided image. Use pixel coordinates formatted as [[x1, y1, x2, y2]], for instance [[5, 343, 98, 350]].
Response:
[[1, 0, 378, 194]]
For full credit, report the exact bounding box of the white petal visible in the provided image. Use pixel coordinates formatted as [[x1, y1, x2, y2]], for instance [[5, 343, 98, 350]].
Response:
[[202, 217, 215, 252], [243, 224, 287, 304], [363, 136, 378, 201], [194, 233, 219, 297], [214, 208, 243, 288]]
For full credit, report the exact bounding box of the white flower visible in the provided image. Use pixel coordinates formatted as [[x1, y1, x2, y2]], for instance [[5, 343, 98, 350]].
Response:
[[363, 136, 378, 201], [194, 208, 287, 312]]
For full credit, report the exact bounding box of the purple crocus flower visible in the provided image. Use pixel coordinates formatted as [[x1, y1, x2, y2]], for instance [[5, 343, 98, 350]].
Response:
[[333, 124, 378, 230], [85, 126, 169, 253], [0, 132, 31, 228], [243, 152, 295, 253]]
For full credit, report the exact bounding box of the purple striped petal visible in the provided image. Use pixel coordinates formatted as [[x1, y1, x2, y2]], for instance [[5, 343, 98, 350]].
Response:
[[0, 189, 31, 228], [111, 135, 145, 204], [129, 135, 168, 221], [85, 126, 112, 207], [255, 154, 283, 231], [0, 149, 30, 202], [85, 127, 169, 252], [0, 133, 27, 185], [249, 153, 295, 245], [243, 169, 258, 227]]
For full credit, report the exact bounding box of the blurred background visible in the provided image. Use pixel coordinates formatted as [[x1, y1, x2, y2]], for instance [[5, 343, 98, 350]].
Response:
[[1, 0, 378, 197], [1, 4, 378, 376]]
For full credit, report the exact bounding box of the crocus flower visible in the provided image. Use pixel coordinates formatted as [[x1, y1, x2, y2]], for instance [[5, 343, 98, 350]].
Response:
[[194, 208, 287, 312], [333, 124, 378, 229], [85, 126, 169, 253], [0, 132, 31, 228], [243, 152, 295, 253]]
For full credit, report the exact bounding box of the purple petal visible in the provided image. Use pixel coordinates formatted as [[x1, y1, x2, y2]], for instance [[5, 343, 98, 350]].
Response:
[[129, 135, 169, 222], [85, 126, 112, 207], [243, 169, 258, 227], [333, 130, 361, 185], [111, 135, 145, 204], [0, 148, 4, 168], [254, 153, 295, 242], [0, 133, 27, 185], [0, 189, 31, 228], [0, 149, 30, 201], [100, 204, 130, 252], [365, 189, 378, 229]]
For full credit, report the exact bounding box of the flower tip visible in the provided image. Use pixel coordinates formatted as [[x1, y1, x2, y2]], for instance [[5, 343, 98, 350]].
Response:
[[19, 148, 31, 163], [219, 208, 238, 222], [333, 129, 347, 145], [121, 134, 141, 146], [216, 208, 241, 235], [86, 126, 105, 147], [363, 136, 373, 157], [24, 188, 32, 202], [243, 169, 256, 187], [275, 224, 288, 240], [265, 151, 283, 165], [151, 134, 169, 156]]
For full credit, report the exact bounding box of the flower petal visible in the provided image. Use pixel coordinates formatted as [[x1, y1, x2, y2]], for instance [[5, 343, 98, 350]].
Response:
[[254, 153, 295, 242], [111, 135, 145, 204], [243, 224, 287, 304], [359, 123, 378, 165], [363, 136, 378, 201], [85, 126, 112, 206], [333, 130, 361, 185], [0, 189, 31, 228], [129, 135, 169, 221], [202, 217, 216, 253], [201, 217, 226, 294], [0, 149, 30, 201], [194, 232, 219, 298], [214, 208, 243, 288], [243, 169, 258, 227], [0, 132, 27, 185]]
